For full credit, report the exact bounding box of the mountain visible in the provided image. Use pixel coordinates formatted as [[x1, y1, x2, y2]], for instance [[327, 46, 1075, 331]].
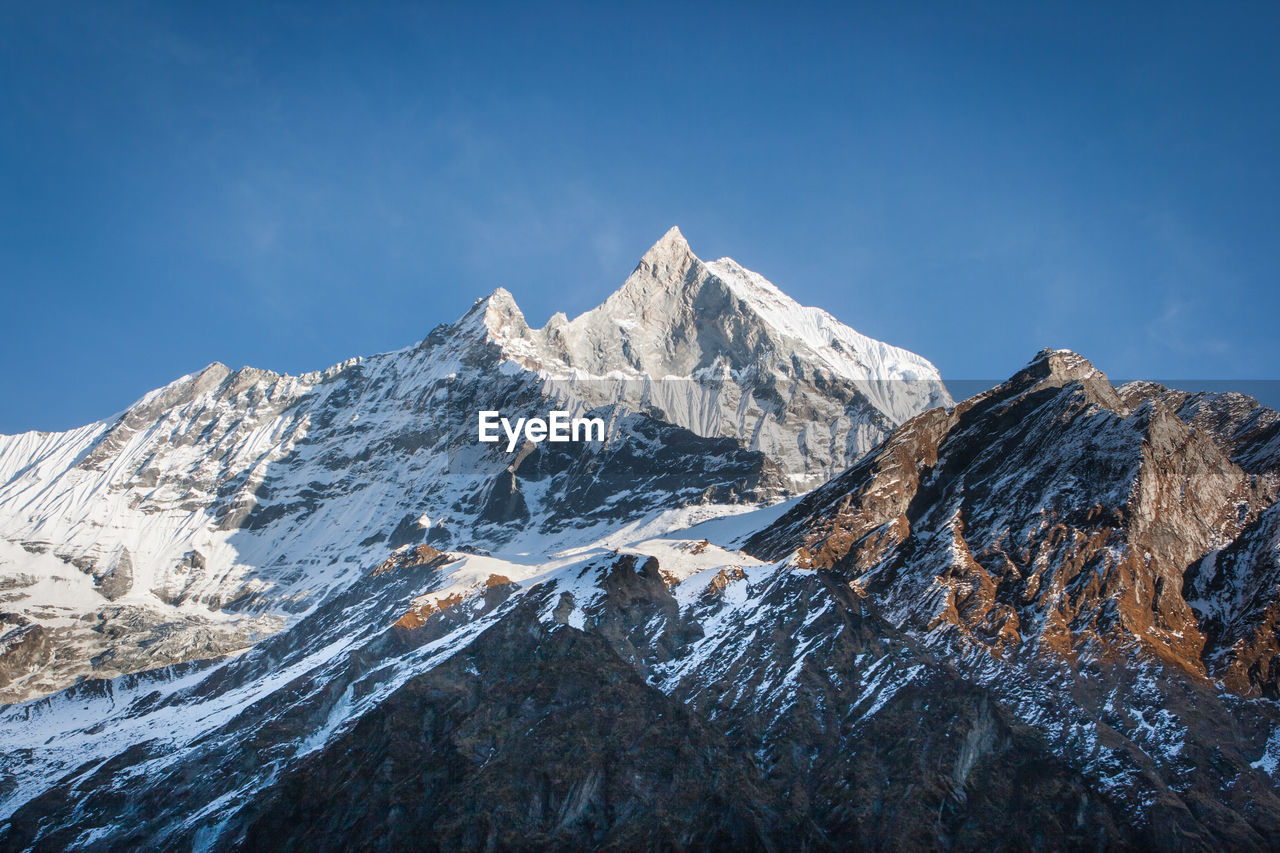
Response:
[[3, 346, 1279, 850], [744, 349, 1280, 845], [0, 228, 948, 705], [3, 232, 1279, 850], [495, 227, 948, 485]]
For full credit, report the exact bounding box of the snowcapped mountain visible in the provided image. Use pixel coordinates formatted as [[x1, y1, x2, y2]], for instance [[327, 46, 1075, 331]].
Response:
[[0, 228, 948, 705], [468, 227, 948, 484], [4, 347, 1280, 850], [5, 228, 1279, 850]]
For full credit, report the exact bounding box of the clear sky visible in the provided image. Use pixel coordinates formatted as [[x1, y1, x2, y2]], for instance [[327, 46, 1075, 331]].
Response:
[[2, 1, 1278, 433]]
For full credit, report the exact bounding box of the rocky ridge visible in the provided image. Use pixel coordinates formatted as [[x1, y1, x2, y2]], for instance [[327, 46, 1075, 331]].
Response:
[[1, 347, 1278, 849]]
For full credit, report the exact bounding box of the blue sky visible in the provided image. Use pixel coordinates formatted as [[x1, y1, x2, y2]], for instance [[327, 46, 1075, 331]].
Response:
[[2, 1, 1278, 432]]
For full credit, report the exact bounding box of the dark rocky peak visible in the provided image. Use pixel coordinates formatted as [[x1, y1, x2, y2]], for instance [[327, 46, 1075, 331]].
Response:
[[747, 346, 1275, 679], [981, 348, 1127, 415]]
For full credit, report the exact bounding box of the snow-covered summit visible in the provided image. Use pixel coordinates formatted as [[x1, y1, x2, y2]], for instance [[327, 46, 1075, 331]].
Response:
[[463, 228, 951, 477], [473, 226, 945, 388]]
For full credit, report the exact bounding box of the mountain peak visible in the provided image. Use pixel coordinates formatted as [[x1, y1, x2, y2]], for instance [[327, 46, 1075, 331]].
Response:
[[421, 229, 949, 485], [457, 286, 529, 343], [483, 286, 519, 310], [628, 226, 699, 290], [996, 348, 1125, 412], [650, 225, 689, 254], [1026, 348, 1104, 381]]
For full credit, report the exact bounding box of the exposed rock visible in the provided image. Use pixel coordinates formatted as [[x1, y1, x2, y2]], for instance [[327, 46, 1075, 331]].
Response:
[[150, 549, 207, 606], [96, 548, 133, 601], [371, 543, 456, 577], [481, 468, 529, 524], [1120, 381, 1280, 479], [238, 608, 795, 852], [1186, 502, 1280, 697], [0, 617, 50, 692], [748, 349, 1273, 674], [740, 350, 1280, 843]]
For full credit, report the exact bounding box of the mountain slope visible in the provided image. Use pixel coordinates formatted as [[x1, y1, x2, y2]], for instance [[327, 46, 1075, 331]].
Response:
[[0, 229, 948, 703], [744, 348, 1280, 844], [2, 350, 1279, 850]]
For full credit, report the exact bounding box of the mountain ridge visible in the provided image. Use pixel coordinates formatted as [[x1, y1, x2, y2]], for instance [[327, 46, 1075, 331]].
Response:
[[0, 228, 949, 705], [3, 345, 1279, 849], [5, 233, 1278, 850]]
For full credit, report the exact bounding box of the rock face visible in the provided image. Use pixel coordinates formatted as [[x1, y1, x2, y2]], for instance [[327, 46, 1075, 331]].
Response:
[[743, 349, 1280, 846], [748, 349, 1273, 670], [1186, 502, 1280, 698], [0, 229, 946, 704], [239, 608, 792, 853], [0, 618, 49, 694], [1120, 381, 1280, 480]]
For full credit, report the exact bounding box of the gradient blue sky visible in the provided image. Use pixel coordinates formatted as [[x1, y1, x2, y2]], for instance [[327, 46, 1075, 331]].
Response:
[[2, 1, 1278, 432]]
